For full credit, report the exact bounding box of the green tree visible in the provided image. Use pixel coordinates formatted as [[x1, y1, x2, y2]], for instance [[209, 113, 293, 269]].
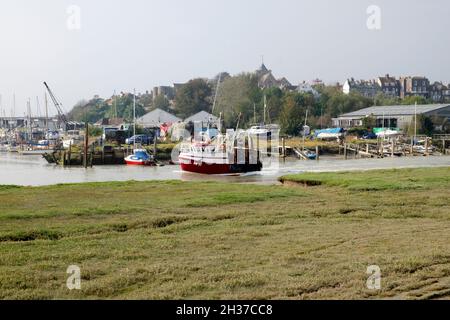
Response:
[[108, 94, 145, 121], [401, 96, 428, 105], [153, 95, 170, 111], [362, 114, 377, 129], [174, 79, 212, 118], [279, 93, 306, 135], [215, 73, 262, 128], [418, 115, 434, 135]]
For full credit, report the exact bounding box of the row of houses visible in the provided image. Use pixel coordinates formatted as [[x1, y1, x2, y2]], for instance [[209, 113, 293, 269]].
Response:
[[343, 75, 450, 102]]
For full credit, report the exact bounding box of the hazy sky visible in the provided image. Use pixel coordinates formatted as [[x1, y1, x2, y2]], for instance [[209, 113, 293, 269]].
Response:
[[1, 0, 449, 116]]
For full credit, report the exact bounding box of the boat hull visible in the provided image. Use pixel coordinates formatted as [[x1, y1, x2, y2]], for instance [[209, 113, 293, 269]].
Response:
[[125, 159, 155, 166], [180, 160, 262, 175]]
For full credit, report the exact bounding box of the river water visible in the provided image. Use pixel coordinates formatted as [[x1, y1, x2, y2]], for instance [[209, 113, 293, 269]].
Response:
[[0, 152, 449, 186]]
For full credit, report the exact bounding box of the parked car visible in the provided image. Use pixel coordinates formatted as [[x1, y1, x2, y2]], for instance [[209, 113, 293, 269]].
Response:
[[125, 134, 153, 145]]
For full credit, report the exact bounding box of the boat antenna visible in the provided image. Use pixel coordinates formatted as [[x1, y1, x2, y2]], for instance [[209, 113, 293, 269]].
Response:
[[211, 72, 222, 116]]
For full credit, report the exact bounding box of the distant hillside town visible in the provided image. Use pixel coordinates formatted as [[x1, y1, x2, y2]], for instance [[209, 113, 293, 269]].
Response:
[[32, 63, 449, 137]]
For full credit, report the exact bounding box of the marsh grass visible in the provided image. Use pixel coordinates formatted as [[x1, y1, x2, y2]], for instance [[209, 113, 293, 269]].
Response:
[[0, 167, 449, 299]]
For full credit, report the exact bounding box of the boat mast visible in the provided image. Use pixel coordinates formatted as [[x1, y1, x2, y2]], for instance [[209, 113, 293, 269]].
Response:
[[113, 90, 117, 119], [414, 102, 417, 145], [133, 88, 136, 150], [211, 72, 222, 116], [44, 92, 49, 133], [303, 108, 308, 150], [27, 99, 32, 142], [263, 95, 267, 125]]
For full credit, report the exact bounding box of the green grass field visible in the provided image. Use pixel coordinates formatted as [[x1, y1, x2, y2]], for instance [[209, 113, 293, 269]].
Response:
[[0, 167, 449, 299]]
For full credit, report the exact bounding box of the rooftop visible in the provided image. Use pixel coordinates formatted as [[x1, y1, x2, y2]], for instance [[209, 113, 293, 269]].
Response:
[[340, 104, 450, 117], [184, 110, 218, 123]]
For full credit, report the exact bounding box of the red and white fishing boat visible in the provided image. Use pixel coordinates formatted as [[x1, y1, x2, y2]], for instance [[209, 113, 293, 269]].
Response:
[[179, 134, 262, 175]]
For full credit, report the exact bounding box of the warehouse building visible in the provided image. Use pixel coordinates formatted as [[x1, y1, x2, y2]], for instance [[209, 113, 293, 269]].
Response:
[[332, 104, 450, 129]]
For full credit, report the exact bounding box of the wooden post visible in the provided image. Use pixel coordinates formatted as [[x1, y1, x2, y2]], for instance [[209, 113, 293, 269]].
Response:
[[391, 139, 394, 157], [344, 143, 347, 159], [282, 137, 286, 159], [245, 136, 249, 164], [425, 137, 429, 156], [315, 145, 319, 161], [90, 144, 94, 167], [442, 139, 446, 155], [256, 134, 260, 163], [379, 140, 384, 158], [68, 142, 71, 166], [153, 136, 157, 159], [84, 122, 88, 168], [366, 144, 369, 154]]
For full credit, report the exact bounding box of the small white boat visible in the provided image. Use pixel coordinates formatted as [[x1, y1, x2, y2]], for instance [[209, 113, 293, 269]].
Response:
[[124, 149, 155, 166]]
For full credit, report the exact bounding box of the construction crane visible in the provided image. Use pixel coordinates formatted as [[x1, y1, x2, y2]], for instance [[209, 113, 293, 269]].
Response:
[[43, 81, 68, 128]]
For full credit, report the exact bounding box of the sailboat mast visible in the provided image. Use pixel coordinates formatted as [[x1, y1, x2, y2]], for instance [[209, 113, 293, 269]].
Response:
[[27, 99, 32, 142], [113, 90, 117, 119], [45, 92, 49, 132], [133, 89, 136, 149], [211, 73, 222, 116], [263, 95, 267, 125], [414, 102, 417, 144]]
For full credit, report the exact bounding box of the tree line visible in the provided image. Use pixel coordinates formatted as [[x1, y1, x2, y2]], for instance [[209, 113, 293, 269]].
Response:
[[68, 73, 446, 135]]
